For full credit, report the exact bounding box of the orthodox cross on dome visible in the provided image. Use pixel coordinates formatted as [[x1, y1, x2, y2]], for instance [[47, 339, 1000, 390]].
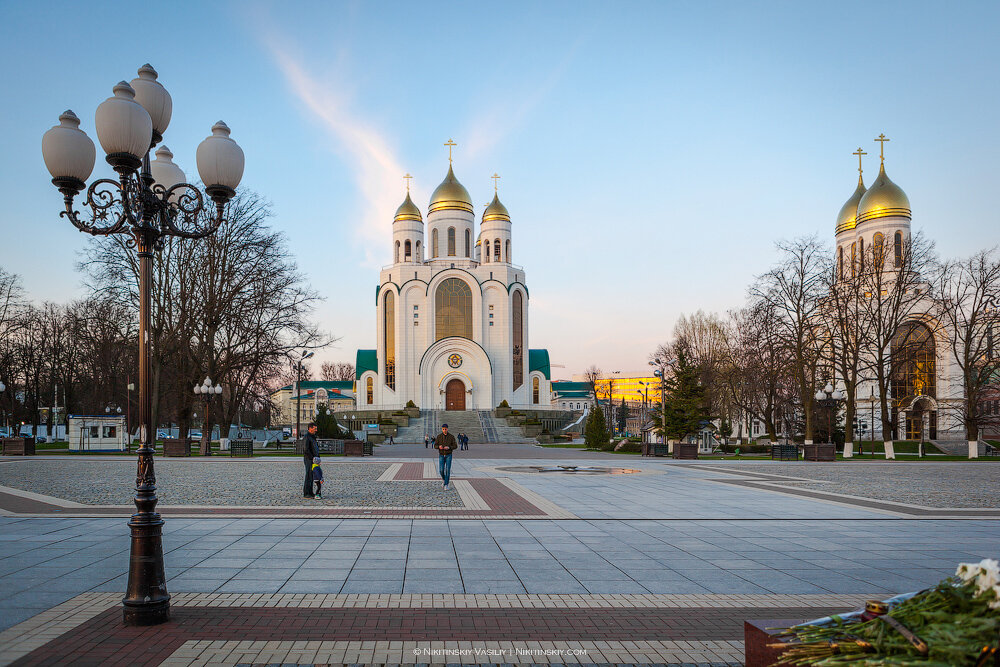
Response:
[[403, 173, 412, 192], [444, 138, 457, 164], [491, 172, 500, 193], [874, 133, 889, 163], [853, 147, 867, 175]]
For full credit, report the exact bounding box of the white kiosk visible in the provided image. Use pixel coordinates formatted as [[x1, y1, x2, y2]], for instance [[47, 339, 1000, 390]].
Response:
[[68, 415, 128, 452]]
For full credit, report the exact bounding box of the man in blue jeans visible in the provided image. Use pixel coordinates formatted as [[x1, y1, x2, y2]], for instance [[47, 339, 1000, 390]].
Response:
[[434, 423, 458, 490]]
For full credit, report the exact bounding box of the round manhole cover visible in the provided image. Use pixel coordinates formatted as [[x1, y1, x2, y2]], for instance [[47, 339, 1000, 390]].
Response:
[[495, 465, 641, 475]]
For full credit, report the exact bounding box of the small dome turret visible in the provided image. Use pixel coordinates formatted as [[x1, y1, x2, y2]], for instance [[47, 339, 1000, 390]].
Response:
[[429, 165, 473, 214], [483, 193, 510, 223], [835, 176, 866, 234], [394, 191, 422, 222], [857, 163, 911, 224]]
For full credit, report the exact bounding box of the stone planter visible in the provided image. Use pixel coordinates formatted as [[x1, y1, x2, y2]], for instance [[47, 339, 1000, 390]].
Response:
[[2, 437, 34, 455], [344, 439, 366, 455], [495, 407, 511, 419], [523, 424, 543, 437], [405, 406, 421, 418], [672, 442, 699, 459], [364, 434, 385, 446], [379, 423, 398, 437], [391, 414, 409, 427], [802, 443, 836, 461], [163, 438, 192, 457]]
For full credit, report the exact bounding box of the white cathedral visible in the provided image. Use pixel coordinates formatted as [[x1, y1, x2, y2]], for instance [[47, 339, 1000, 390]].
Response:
[[354, 150, 552, 411]]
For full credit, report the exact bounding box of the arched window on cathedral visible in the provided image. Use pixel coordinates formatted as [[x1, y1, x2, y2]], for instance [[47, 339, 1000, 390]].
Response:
[[851, 242, 857, 277], [394, 241, 400, 263], [892, 321, 936, 440], [404, 239, 411, 261], [505, 239, 510, 264], [859, 237, 865, 273], [512, 290, 524, 390], [873, 233, 884, 270], [435, 278, 473, 341], [366, 377, 373, 405], [532, 376, 539, 404], [494, 239, 501, 262], [432, 229, 439, 258], [384, 291, 395, 390], [894, 231, 903, 267], [447, 227, 456, 256], [483, 239, 490, 263], [415, 240, 421, 261], [837, 246, 844, 281], [464, 229, 470, 257]]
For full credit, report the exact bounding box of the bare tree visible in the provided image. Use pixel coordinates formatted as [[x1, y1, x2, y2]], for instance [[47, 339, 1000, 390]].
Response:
[[582, 365, 602, 407], [321, 362, 355, 381], [858, 231, 935, 458], [933, 248, 1000, 456], [751, 236, 830, 444]]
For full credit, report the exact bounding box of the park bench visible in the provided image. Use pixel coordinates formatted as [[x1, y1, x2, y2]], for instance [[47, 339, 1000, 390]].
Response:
[[230, 439, 253, 458], [771, 443, 798, 460]]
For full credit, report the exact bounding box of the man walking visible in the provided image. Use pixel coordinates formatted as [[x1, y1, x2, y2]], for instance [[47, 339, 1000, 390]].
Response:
[[434, 423, 458, 490], [302, 422, 319, 498], [424, 435, 429, 448]]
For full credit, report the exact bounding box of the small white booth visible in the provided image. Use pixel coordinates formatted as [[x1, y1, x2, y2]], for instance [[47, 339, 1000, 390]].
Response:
[[68, 415, 128, 452]]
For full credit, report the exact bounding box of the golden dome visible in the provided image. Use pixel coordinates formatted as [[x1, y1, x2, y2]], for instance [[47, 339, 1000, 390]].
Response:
[[482, 193, 510, 223], [857, 163, 911, 224], [394, 191, 422, 222], [835, 176, 866, 234], [428, 165, 473, 214]]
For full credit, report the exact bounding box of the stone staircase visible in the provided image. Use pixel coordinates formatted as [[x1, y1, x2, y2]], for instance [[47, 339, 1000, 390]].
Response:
[[423, 410, 486, 443], [481, 410, 537, 444]]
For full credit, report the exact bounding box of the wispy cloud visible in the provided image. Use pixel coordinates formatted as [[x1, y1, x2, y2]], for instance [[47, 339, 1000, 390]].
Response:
[[265, 41, 405, 268]]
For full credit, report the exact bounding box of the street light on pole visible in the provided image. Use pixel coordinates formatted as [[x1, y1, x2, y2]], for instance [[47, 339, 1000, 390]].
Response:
[[194, 377, 223, 455], [295, 351, 314, 440], [815, 382, 845, 449], [42, 64, 244, 626]]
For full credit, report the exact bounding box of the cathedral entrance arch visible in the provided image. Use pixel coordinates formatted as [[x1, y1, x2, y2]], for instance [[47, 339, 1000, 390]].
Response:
[[445, 378, 466, 410]]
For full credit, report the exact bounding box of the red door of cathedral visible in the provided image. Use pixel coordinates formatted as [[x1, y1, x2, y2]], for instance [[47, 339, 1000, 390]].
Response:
[[445, 379, 465, 411]]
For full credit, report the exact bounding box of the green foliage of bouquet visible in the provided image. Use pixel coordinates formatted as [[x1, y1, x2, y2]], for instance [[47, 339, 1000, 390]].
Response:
[[778, 559, 1000, 666]]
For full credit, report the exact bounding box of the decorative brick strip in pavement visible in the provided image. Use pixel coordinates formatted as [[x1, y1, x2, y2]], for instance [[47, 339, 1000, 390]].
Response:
[[0, 592, 870, 666]]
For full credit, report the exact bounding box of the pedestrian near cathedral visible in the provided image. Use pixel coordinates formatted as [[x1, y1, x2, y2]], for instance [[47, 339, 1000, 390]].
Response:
[[434, 423, 458, 489], [302, 423, 319, 498], [424, 435, 429, 448]]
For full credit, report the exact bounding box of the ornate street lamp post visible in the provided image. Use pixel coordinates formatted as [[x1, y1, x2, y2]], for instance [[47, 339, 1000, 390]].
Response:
[[194, 377, 223, 454], [42, 64, 244, 626], [814, 382, 845, 449]]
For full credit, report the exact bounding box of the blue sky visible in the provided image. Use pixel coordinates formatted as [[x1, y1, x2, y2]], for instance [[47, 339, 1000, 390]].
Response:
[[1, 1, 998, 378]]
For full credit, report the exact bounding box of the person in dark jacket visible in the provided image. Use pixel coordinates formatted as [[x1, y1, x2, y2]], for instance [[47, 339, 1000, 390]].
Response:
[[302, 423, 319, 498], [434, 423, 458, 489]]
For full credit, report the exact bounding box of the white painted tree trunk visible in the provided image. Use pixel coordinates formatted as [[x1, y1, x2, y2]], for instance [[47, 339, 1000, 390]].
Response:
[[883, 441, 895, 459], [804, 439, 813, 445], [968, 440, 979, 459], [843, 442, 854, 458]]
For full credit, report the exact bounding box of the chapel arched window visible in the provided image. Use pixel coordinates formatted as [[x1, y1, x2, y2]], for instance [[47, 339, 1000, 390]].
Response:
[[432, 229, 439, 258], [394, 241, 400, 263], [366, 377, 373, 405], [859, 237, 865, 272], [851, 242, 857, 277], [532, 376, 539, 404], [512, 290, 524, 390], [384, 291, 395, 390], [505, 240, 510, 263], [464, 229, 470, 258], [447, 227, 456, 256], [892, 321, 936, 401], [415, 240, 421, 261], [494, 239, 501, 262], [837, 247, 844, 281], [484, 239, 490, 263], [435, 278, 473, 341], [894, 231, 903, 268], [873, 233, 884, 270], [404, 240, 411, 260]]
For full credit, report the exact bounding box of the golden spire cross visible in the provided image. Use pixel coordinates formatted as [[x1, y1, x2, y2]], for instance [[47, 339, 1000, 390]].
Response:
[[853, 147, 867, 175], [491, 172, 500, 193], [875, 133, 889, 163], [403, 173, 412, 192], [444, 138, 457, 164]]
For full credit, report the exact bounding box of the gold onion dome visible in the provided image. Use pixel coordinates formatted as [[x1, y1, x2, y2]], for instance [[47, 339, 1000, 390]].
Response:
[[857, 163, 911, 224], [483, 193, 510, 222], [394, 191, 422, 222], [835, 176, 866, 234], [428, 165, 473, 214]]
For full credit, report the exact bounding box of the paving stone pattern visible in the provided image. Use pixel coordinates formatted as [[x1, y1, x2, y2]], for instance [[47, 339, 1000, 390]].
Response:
[[0, 460, 464, 508]]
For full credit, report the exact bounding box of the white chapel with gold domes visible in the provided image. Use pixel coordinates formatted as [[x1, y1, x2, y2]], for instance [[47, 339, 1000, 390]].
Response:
[[354, 143, 552, 411]]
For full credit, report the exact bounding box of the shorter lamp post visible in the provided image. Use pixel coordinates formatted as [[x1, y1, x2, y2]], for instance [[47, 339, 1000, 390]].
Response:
[[814, 382, 845, 450], [194, 377, 222, 455], [0, 381, 6, 436]]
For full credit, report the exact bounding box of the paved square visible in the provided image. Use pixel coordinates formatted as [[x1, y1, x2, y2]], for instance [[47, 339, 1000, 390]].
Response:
[[1, 454, 998, 665]]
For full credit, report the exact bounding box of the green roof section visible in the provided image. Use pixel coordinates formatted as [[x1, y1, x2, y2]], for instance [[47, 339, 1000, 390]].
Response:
[[528, 349, 550, 380], [355, 349, 378, 379]]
